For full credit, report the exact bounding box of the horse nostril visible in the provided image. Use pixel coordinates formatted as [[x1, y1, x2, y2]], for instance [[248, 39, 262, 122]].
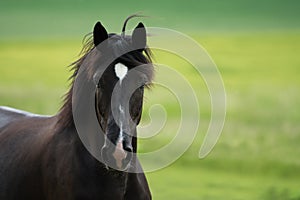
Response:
[[101, 145, 115, 166], [123, 144, 133, 152], [101, 146, 109, 161]]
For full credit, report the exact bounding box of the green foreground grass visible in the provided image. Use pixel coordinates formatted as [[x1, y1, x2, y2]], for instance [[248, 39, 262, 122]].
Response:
[[0, 32, 300, 199]]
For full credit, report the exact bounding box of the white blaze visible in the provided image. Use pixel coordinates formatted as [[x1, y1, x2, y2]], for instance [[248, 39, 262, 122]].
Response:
[[118, 105, 124, 142], [114, 63, 128, 84], [114, 63, 127, 142]]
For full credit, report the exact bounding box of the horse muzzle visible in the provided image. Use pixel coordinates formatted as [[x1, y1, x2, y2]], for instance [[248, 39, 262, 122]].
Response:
[[101, 138, 133, 171]]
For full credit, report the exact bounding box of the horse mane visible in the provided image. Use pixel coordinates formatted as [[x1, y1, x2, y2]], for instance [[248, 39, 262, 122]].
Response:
[[55, 34, 94, 129], [56, 15, 153, 130]]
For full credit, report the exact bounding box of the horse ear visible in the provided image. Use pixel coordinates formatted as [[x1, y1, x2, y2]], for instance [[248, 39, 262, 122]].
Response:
[[93, 21, 108, 46], [132, 22, 146, 51]]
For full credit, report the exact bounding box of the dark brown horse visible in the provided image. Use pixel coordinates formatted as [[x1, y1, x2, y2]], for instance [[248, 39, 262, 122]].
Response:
[[0, 16, 153, 200]]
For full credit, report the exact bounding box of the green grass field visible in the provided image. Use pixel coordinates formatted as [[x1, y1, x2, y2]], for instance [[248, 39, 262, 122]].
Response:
[[1, 0, 300, 199]]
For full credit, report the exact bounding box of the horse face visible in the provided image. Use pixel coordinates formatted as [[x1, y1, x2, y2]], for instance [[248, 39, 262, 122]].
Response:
[[93, 22, 152, 170]]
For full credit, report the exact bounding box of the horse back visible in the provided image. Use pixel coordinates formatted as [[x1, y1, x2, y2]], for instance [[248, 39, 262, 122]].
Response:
[[0, 106, 45, 130]]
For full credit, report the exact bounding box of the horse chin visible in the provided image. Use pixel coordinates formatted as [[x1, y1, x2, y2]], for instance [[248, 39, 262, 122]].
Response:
[[112, 162, 131, 172], [101, 157, 131, 172]]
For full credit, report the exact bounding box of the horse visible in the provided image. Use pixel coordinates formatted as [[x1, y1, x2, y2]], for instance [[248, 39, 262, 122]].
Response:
[[0, 15, 153, 200]]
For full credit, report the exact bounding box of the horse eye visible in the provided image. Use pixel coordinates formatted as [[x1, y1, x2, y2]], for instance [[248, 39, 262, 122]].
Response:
[[139, 85, 145, 90]]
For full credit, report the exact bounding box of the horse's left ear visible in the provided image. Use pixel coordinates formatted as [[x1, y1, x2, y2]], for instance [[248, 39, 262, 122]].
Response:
[[132, 22, 146, 51], [93, 21, 108, 47]]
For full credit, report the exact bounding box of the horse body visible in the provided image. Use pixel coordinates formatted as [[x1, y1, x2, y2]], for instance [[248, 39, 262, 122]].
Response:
[[0, 16, 153, 200], [0, 107, 151, 199]]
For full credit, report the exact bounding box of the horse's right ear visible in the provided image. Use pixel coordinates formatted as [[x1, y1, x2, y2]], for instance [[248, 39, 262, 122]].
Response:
[[93, 22, 108, 47]]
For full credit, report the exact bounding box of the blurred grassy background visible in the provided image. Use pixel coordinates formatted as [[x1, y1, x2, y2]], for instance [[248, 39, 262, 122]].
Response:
[[0, 0, 300, 199]]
